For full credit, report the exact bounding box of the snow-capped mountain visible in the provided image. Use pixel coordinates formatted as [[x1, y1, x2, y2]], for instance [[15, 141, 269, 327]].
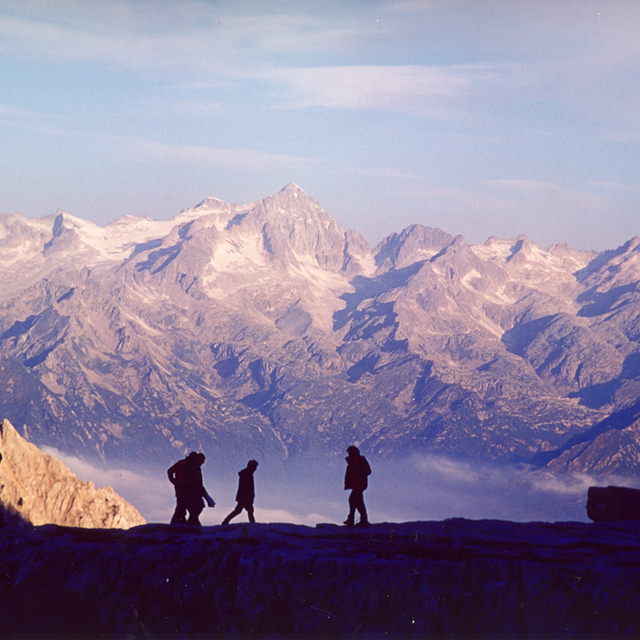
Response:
[[1, 184, 639, 474]]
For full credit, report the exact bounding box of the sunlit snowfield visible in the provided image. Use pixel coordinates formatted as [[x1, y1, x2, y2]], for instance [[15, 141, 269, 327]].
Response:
[[44, 448, 635, 526]]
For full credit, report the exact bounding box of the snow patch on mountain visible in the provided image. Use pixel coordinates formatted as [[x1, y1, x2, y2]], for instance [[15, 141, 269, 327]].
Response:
[[208, 233, 269, 274]]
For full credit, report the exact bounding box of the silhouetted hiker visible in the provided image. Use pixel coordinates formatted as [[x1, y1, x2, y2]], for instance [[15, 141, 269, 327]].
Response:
[[167, 451, 215, 526], [222, 460, 259, 525], [343, 445, 372, 527]]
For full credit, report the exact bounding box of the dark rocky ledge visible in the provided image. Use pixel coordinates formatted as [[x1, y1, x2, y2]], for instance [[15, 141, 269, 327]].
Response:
[[2, 518, 640, 638]]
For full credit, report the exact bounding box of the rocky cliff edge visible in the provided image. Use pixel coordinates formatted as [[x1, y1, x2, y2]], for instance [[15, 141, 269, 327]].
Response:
[[1, 518, 639, 638], [0, 419, 145, 528]]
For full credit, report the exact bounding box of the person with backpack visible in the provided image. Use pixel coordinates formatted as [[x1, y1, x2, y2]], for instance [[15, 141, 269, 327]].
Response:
[[343, 445, 372, 527], [222, 460, 259, 525], [167, 451, 215, 526]]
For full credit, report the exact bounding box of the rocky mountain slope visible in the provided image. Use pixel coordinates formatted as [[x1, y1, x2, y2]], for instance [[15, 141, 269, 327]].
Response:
[[0, 418, 144, 528], [0, 184, 639, 474], [2, 518, 639, 638]]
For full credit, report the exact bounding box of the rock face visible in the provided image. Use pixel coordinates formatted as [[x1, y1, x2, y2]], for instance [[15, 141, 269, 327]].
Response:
[[587, 485, 640, 522], [0, 184, 639, 475], [1, 518, 640, 638], [0, 419, 145, 528]]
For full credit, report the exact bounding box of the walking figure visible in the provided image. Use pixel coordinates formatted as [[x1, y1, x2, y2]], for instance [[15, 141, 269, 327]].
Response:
[[343, 445, 371, 527], [167, 451, 215, 526], [222, 460, 259, 524]]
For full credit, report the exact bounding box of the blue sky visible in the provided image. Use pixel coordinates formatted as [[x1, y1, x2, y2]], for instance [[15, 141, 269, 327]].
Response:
[[1, 0, 639, 251]]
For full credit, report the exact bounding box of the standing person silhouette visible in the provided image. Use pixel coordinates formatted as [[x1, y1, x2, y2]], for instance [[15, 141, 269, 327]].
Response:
[[343, 445, 372, 527], [167, 451, 215, 526], [222, 460, 259, 524]]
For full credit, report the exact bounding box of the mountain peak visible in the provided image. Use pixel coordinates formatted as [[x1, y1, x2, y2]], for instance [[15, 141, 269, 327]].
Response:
[[264, 184, 319, 210], [193, 197, 239, 213], [280, 183, 306, 195], [258, 184, 329, 225], [374, 224, 454, 270]]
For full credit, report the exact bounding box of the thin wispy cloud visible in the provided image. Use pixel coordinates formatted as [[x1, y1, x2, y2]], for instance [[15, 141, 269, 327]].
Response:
[[133, 139, 320, 171], [261, 64, 504, 116], [0, 2, 370, 72], [0, 103, 67, 130]]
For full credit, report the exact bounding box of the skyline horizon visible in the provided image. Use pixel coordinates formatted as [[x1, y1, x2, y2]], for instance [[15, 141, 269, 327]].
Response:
[[1, 1, 639, 253], [5, 180, 638, 254]]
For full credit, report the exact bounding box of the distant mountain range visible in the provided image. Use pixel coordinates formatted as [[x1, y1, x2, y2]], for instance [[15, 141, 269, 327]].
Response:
[[1, 184, 639, 475]]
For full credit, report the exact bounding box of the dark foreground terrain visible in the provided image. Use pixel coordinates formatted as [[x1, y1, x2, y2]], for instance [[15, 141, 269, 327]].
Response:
[[1, 518, 639, 639]]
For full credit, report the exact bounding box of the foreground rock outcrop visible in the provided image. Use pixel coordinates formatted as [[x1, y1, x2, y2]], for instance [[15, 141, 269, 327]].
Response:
[[0, 419, 145, 528], [2, 518, 640, 638], [587, 485, 640, 522]]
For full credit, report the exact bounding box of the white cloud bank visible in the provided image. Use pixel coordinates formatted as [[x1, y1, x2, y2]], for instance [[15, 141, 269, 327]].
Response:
[[43, 448, 639, 527]]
